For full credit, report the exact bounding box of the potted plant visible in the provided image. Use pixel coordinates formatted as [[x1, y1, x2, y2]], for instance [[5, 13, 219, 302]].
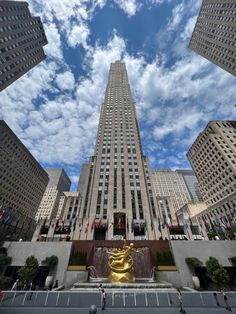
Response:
[[41, 255, 58, 289], [229, 257, 236, 266], [185, 257, 202, 289], [206, 256, 230, 289], [17, 256, 39, 285]]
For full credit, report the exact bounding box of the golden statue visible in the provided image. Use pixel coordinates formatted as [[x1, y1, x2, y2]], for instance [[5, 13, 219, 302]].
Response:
[[108, 242, 140, 283]]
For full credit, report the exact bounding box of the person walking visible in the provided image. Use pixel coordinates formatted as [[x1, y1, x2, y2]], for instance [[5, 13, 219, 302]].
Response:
[[213, 292, 220, 307], [177, 288, 186, 314], [220, 289, 232, 311], [101, 288, 106, 311], [11, 279, 19, 291]]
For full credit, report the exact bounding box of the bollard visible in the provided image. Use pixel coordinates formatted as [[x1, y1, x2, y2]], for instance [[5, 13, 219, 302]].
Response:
[[89, 305, 97, 314]]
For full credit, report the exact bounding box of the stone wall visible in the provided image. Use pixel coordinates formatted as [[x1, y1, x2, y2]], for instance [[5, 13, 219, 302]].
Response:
[[4, 242, 72, 286], [170, 240, 236, 288]]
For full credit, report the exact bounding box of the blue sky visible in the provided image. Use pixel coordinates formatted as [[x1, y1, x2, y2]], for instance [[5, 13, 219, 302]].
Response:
[[0, 0, 236, 191]]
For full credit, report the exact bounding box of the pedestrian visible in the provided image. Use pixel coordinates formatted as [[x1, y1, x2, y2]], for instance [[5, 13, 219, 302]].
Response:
[[27, 282, 33, 301], [220, 289, 232, 311], [213, 292, 220, 306], [101, 288, 106, 310], [177, 288, 186, 313], [98, 283, 103, 291], [11, 279, 19, 291]]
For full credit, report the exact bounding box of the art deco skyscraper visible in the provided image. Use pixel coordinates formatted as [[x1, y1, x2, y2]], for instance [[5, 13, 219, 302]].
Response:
[[77, 61, 159, 241], [189, 0, 236, 76], [0, 1, 48, 91], [187, 121, 236, 227]]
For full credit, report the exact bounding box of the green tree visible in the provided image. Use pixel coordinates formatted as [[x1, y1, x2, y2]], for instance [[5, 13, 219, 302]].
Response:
[[206, 256, 229, 288], [17, 256, 39, 283], [41, 255, 58, 275], [185, 257, 202, 275]]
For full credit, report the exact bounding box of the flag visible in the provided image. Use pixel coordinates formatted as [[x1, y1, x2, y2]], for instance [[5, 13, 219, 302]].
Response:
[[91, 218, 96, 232], [131, 219, 134, 233], [166, 217, 171, 229], [108, 220, 114, 229], [71, 217, 77, 231], [144, 217, 147, 231], [85, 221, 89, 234]]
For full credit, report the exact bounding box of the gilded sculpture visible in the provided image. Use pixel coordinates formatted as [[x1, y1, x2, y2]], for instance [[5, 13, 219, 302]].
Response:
[[108, 242, 141, 283]]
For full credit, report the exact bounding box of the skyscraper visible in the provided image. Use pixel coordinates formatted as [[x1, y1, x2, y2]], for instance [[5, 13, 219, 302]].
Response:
[[35, 168, 71, 221], [189, 0, 236, 76], [176, 169, 203, 202], [187, 121, 236, 228], [77, 61, 159, 240], [0, 1, 48, 91], [0, 120, 49, 240], [152, 169, 192, 223]]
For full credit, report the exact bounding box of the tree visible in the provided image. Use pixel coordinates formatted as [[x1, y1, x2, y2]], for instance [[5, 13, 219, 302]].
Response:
[[185, 257, 202, 275], [206, 256, 229, 288], [17, 256, 39, 283], [41, 255, 58, 275]]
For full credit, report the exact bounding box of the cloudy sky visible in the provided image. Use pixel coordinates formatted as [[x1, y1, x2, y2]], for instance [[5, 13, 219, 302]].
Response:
[[1, 0, 236, 191]]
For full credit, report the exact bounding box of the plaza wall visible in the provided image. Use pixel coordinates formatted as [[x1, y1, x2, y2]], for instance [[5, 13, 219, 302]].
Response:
[[4, 242, 72, 286], [170, 240, 236, 288]]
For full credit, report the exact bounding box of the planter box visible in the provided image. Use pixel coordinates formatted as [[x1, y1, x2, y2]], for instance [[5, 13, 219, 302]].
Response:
[[156, 266, 177, 271], [67, 265, 87, 271]]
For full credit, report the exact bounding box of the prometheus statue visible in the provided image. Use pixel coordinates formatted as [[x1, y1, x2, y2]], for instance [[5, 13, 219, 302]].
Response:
[[108, 242, 140, 283]]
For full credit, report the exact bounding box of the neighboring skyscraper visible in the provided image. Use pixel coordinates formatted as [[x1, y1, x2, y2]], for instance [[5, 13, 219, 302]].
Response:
[[35, 168, 71, 221], [152, 169, 192, 215], [0, 120, 49, 240], [187, 121, 236, 229], [77, 61, 159, 240], [189, 0, 236, 76], [177, 169, 203, 202], [0, 1, 48, 91]]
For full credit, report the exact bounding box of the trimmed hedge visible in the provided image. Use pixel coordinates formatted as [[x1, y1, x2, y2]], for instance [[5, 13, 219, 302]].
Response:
[[156, 251, 175, 266]]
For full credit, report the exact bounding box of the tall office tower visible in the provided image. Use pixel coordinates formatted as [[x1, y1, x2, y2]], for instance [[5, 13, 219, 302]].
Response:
[[176, 169, 203, 202], [0, 1, 48, 91], [35, 168, 71, 221], [152, 169, 192, 222], [77, 61, 159, 241], [187, 121, 236, 227], [189, 0, 236, 76], [0, 120, 48, 240]]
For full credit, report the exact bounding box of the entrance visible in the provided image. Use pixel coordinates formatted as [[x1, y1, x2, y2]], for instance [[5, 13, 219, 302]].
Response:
[[113, 213, 126, 239]]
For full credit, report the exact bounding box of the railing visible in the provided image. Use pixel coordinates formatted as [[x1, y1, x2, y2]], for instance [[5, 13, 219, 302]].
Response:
[[0, 291, 235, 308]]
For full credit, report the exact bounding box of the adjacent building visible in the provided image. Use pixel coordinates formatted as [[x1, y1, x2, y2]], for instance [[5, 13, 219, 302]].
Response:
[[187, 121, 236, 232], [35, 168, 71, 221], [0, 120, 49, 240], [0, 0, 48, 91], [75, 61, 160, 241], [176, 169, 203, 202], [189, 0, 236, 76]]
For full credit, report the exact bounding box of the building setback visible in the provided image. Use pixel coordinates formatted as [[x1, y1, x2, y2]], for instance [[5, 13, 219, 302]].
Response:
[[176, 169, 203, 202], [0, 0, 47, 91], [189, 0, 236, 76], [187, 121, 236, 230], [76, 61, 160, 241], [0, 120, 49, 240], [35, 168, 71, 221]]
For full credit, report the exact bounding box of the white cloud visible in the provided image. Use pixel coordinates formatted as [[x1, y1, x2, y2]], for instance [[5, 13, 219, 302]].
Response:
[[67, 24, 90, 49], [114, 0, 141, 17], [180, 15, 198, 41], [56, 71, 75, 91], [43, 23, 63, 60]]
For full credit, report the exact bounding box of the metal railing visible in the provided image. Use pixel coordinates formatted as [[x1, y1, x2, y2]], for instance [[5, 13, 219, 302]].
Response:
[[0, 291, 235, 308]]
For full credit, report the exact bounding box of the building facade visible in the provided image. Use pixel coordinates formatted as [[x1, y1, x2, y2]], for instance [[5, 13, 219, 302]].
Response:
[[75, 61, 160, 241], [189, 0, 236, 76], [152, 169, 192, 218], [176, 169, 203, 202], [0, 0, 48, 91], [35, 168, 71, 221], [187, 121, 236, 233], [0, 120, 49, 240]]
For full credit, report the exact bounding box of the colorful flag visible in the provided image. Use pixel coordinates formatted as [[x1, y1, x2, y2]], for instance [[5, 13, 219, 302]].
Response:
[[91, 218, 96, 232], [108, 220, 114, 229], [85, 221, 89, 234], [166, 217, 171, 229]]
